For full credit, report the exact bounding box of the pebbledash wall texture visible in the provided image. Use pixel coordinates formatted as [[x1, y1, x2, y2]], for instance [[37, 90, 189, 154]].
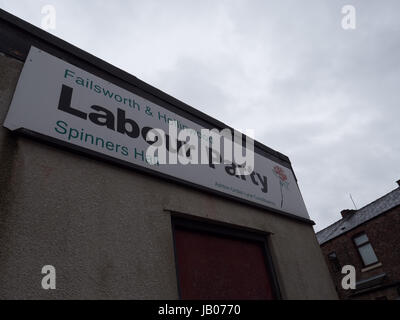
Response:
[[317, 184, 400, 300], [0, 10, 337, 300]]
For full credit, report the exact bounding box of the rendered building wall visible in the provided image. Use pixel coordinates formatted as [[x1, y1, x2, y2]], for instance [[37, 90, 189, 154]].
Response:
[[0, 52, 337, 300]]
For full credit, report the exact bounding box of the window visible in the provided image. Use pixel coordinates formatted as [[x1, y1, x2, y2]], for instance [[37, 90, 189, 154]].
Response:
[[328, 252, 341, 272], [353, 233, 379, 267]]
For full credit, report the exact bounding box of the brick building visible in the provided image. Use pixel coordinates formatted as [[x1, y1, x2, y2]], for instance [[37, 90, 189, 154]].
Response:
[[317, 180, 400, 300]]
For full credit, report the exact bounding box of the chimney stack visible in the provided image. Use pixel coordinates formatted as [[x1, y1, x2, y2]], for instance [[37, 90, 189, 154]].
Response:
[[397, 179, 400, 187], [341, 209, 357, 219]]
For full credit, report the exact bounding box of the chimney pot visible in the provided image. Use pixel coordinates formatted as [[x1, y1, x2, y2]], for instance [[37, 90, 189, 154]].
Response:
[[341, 209, 356, 219]]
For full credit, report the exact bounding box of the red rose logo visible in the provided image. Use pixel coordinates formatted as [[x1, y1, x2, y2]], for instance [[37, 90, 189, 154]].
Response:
[[273, 166, 288, 182], [272, 166, 289, 208]]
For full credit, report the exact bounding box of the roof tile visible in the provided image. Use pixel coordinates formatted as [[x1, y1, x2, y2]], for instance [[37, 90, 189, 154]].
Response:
[[316, 187, 400, 244]]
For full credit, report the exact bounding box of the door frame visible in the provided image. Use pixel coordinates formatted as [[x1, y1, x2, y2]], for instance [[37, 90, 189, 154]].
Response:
[[171, 213, 282, 300]]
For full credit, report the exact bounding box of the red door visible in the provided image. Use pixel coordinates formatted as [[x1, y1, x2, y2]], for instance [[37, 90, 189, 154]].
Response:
[[173, 223, 277, 300]]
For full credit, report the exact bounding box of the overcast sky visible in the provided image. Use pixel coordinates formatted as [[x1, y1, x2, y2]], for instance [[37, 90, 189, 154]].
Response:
[[1, 0, 399, 231]]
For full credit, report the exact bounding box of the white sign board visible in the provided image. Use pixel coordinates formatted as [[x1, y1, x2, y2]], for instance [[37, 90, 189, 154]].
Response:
[[3, 47, 310, 220]]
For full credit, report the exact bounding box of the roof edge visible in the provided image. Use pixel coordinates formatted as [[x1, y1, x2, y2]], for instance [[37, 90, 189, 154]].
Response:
[[318, 203, 400, 245]]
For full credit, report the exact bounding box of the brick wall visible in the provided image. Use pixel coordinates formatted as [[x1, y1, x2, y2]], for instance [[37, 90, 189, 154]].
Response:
[[320, 205, 400, 300]]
